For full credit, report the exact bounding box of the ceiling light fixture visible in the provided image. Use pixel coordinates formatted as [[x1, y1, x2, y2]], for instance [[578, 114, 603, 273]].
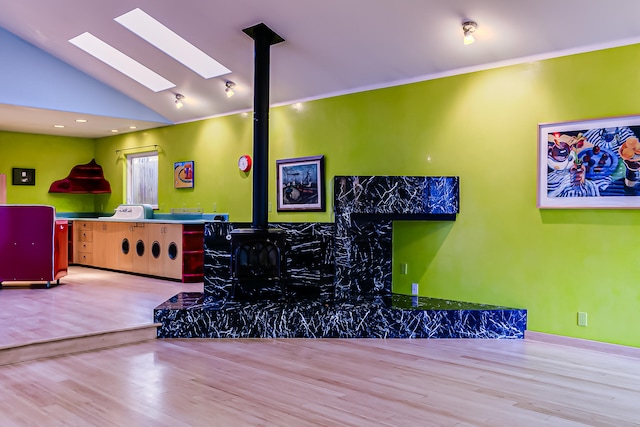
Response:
[[225, 81, 236, 98], [175, 93, 185, 109], [115, 8, 231, 79], [75, 119, 88, 123], [69, 32, 175, 92], [462, 20, 478, 45]]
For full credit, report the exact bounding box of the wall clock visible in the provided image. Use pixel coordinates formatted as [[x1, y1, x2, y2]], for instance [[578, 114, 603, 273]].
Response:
[[238, 155, 252, 172]]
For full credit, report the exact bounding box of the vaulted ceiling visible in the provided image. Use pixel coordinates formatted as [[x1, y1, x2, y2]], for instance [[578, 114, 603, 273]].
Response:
[[1, 0, 640, 138]]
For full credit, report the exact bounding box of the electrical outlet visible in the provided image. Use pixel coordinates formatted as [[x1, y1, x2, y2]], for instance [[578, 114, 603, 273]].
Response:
[[411, 282, 419, 295], [577, 312, 588, 327], [268, 202, 272, 212], [401, 263, 408, 275], [213, 203, 217, 212]]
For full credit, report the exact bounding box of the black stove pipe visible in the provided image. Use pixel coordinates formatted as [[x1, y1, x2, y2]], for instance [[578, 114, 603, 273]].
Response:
[[242, 23, 284, 230]]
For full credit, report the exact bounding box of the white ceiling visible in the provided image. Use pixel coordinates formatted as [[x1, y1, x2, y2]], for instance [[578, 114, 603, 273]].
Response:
[[1, 0, 640, 138]]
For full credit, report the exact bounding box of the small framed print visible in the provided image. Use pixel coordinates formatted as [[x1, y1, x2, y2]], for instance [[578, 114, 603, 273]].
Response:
[[12, 168, 35, 186], [174, 161, 194, 189], [276, 155, 325, 211]]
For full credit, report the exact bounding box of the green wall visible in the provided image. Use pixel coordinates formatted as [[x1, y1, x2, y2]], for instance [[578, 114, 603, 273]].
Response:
[[3, 43, 640, 348], [0, 131, 95, 212]]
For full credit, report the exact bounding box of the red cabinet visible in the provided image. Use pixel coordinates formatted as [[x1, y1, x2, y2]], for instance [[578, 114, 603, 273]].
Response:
[[0, 205, 68, 287]]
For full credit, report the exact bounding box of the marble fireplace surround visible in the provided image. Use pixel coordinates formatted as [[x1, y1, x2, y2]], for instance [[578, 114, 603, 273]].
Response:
[[155, 176, 527, 338]]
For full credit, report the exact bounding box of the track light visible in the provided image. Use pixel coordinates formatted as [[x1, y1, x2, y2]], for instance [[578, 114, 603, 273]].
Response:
[[462, 20, 478, 45], [175, 93, 184, 109], [225, 81, 236, 98]]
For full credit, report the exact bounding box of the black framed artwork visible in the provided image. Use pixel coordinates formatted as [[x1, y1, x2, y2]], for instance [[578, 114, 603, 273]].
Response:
[[12, 168, 35, 186], [276, 155, 325, 211]]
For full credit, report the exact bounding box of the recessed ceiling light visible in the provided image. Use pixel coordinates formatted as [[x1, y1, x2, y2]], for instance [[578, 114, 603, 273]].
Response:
[[69, 32, 175, 92], [53, 124, 65, 128], [111, 129, 119, 133], [115, 8, 231, 79], [75, 119, 88, 123], [129, 126, 137, 129]]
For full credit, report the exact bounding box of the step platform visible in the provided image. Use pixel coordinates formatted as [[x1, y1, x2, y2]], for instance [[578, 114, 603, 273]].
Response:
[[154, 292, 527, 339]]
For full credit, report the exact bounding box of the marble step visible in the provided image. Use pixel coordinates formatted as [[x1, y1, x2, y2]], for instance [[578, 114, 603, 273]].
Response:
[[0, 323, 159, 366]]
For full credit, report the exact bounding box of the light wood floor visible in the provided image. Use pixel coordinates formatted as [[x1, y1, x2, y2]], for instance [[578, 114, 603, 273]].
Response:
[[0, 337, 638, 426], [0, 266, 201, 348], [1, 267, 639, 426]]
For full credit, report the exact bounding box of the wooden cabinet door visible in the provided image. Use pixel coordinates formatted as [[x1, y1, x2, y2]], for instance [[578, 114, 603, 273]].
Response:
[[93, 221, 119, 270], [162, 224, 183, 280], [131, 223, 149, 275], [147, 223, 183, 280], [147, 223, 164, 278], [117, 223, 134, 272]]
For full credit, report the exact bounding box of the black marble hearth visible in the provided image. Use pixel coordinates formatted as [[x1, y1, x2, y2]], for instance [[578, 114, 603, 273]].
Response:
[[154, 175, 527, 339], [155, 292, 526, 339]]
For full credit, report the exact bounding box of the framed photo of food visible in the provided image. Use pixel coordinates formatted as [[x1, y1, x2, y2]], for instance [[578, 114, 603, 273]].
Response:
[[174, 161, 194, 189], [538, 115, 640, 208]]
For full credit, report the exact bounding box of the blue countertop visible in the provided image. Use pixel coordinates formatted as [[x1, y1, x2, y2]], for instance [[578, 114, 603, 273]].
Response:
[[57, 212, 228, 224]]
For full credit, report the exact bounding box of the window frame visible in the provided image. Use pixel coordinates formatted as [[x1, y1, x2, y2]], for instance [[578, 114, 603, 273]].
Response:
[[126, 151, 159, 209]]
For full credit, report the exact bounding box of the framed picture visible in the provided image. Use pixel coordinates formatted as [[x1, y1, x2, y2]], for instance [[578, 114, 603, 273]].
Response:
[[12, 168, 35, 186], [539, 115, 640, 208], [276, 155, 325, 211], [174, 161, 194, 188]]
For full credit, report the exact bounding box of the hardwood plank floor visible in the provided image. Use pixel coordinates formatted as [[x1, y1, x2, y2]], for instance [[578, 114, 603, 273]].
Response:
[[0, 266, 201, 347], [0, 338, 638, 426], [1, 266, 639, 425]]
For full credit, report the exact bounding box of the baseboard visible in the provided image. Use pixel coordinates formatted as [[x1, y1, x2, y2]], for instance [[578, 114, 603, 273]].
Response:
[[525, 330, 640, 358], [0, 323, 160, 366]]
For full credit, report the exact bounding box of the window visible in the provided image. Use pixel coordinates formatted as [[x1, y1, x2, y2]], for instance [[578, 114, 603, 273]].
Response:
[[127, 152, 158, 208]]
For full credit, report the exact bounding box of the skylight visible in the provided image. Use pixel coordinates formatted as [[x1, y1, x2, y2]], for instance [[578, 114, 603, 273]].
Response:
[[115, 8, 231, 79], [69, 32, 175, 92]]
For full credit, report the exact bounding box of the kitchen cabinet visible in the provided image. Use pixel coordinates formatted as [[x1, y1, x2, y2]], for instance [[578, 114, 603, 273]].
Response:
[[117, 223, 134, 272], [131, 223, 149, 275], [148, 223, 183, 280], [73, 221, 93, 265], [93, 221, 119, 270], [114, 222, 148, 274], [182, 224, 204, 282], [72, 220, 204, 282]]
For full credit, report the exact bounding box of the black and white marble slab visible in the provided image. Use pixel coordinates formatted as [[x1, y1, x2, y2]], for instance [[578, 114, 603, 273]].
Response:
[[155, 292, 526, 339], [333, 176, 459, 299], [204, 222, 335, 301], [156, 175, 525, 340], [334, 176, 459, 216]]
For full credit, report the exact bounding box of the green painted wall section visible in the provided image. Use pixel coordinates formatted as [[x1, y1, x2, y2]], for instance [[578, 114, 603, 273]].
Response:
[[3, 43, 640, 347], [0, 131, 95, 212], [391, 46, 640, 348]]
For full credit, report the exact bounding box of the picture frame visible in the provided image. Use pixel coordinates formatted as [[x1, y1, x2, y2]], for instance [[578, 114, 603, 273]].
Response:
[[276, 155, 325, 211], [12, 168, 35, 186], [539, 115, 640, 208], [174, 161, 194, 189]]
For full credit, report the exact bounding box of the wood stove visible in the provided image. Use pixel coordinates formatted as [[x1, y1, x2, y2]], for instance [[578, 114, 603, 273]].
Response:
[[230, 23, 286, 297]]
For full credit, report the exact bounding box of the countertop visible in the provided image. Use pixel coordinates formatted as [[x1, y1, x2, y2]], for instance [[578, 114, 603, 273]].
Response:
[[57, 212, 229, 225]]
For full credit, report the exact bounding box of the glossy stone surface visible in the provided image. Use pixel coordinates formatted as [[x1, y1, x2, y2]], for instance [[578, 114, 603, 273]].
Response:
[[155, 175, 526, 340], [155, 292, 526, 339], [203, 222, 334, 301], [333, 176, 459, 299]]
